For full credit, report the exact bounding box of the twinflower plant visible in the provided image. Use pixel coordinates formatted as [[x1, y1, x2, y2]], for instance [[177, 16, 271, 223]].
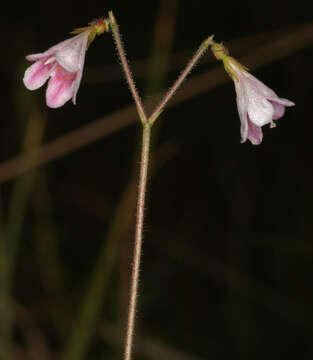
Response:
[[23, 12, 295, 360]]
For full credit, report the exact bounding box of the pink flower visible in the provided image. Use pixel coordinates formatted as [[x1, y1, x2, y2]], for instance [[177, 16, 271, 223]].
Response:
[[228, 59, 295, 145], [23, 30, 91, 108], [210, 41, 295, 145], [23, 19, 109, 108]]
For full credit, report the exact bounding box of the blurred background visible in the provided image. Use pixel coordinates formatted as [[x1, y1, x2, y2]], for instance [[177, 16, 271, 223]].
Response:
[[1, 0, 313, 359]]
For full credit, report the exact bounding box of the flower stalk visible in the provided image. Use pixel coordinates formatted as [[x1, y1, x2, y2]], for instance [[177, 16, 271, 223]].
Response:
[[149, 35, 214, 125], [108, 11, 148, 124]]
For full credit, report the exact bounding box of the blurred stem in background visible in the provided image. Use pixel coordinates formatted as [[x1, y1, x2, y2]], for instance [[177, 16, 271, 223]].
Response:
[[0, 105, 46, 359], [61, 169, 139, 360], [32, 171, 67, 296], [0, 209, 13, 359], [31, 169, 69, 343], [144, 0, 179, 97]]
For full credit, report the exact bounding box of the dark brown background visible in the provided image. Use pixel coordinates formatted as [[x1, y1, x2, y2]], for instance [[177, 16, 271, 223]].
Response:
[[0, 0, 312, 359]]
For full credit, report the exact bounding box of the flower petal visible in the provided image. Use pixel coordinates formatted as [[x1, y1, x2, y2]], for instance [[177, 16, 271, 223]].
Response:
[[234, 79, 248, 143], [268, 100, 285, 120], [247, 116, 263, 145], [247, 96, 274, 127], [267, 97, 295, 107], [45, 66, 76, 108], [239, 111, 249, 143], [55, 31, 90, 73], [71, 70, 83, 105], [268, 97, 295, 120], [243, 72, 278, 98], [26, 53, 47, 62], [23, 59, 54, 90], [234, 71, 274, 127]]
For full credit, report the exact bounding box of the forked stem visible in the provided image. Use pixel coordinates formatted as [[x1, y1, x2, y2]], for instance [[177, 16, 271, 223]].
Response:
[[108, 12, 213, 360]]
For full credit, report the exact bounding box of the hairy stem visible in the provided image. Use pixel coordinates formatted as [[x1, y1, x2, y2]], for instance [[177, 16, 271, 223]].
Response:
[[109, 11, 148, 124], [124, 123, 151, 360], [149, 35, 213, 124]]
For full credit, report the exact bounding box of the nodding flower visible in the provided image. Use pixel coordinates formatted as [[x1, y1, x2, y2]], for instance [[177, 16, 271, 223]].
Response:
[[211, 41, 295, 145], [23, 18, 109, 108]]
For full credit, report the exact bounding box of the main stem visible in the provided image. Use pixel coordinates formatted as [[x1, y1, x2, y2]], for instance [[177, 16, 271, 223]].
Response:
[[124, 123, 151, 360]]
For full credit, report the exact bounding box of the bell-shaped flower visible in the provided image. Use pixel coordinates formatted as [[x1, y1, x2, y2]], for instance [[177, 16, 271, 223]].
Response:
[[23, 18, 109, 108], [211, 42, 295, 145]]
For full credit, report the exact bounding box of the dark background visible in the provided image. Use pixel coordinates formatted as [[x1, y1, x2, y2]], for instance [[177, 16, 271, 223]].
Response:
[[1, 0, 313, 359]]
